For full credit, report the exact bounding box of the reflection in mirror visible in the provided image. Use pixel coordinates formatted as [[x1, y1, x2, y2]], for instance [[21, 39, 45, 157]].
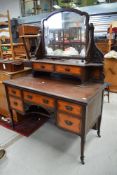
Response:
[[44, 11, 87, 58]]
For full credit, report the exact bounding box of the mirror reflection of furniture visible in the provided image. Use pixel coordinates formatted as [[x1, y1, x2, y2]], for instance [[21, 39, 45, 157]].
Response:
[[35, 8, 104, 83]]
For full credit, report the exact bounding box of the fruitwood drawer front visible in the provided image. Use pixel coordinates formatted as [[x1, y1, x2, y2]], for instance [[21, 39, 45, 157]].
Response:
[[9, 96, 24, 112], [32, 63, 54, 72], [55, 65, 82, 75], [57, 100, 82, 116], [57, 112, 81, 134], [23, 91, 55, 108], [7, 86, 21, 98]]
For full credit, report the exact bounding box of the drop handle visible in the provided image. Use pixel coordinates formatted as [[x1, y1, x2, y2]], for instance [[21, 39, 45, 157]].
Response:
[[65, 68, 70, 72], [12, 90, 16, 94], [43, 99, 49, 104], [65, 120, 73, 126], [41, 65, 45, 69], [27, 95, 33, 99], [65, 105, 73, 111], [14, 102, 18, 106]]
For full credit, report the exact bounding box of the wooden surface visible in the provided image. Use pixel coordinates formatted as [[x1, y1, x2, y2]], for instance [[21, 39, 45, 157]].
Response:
[[0, 68, 31, 117], [104, 58, 117, 92], [4, 74, 104, 103]]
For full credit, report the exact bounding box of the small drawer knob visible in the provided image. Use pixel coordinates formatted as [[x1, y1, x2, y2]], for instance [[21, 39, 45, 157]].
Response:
[[65, 68, 70, 72], [65, 105, 73, 111], [65, 120, 73, 126], [43, 99, 49, 104], [12, 90, 16, 94], [14, 102, 18, 106], [41, 65, 45, 69]]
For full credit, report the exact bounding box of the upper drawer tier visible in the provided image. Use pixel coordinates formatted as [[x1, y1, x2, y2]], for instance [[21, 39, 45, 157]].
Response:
[[32, 63, 54, 72], [7, 86, 21, 98], [23, 91, 55, 108], [57, 100, 82, 117], [55, 65, 82, 75]]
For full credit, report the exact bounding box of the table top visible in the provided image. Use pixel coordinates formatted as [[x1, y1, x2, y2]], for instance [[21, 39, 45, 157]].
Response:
[[3, 74, 104, 104]]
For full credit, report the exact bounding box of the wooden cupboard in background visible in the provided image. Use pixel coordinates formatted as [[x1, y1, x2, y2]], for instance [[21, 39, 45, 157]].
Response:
[[0, 68, 31, 120], [104, 58, 117, 92]]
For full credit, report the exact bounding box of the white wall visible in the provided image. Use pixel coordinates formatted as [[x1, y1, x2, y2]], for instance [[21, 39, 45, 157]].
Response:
[[0, 0, 21, 18]]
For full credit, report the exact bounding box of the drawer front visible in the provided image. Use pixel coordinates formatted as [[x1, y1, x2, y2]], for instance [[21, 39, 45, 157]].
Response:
[[7, 87, 21, 98], [57, 112, 81, 133], [57, 100, 82, 116], [32, 63, 54, 72], [23, 91, 55, 108], [9, 96, 24, 112], [55, 65, 82, 75]]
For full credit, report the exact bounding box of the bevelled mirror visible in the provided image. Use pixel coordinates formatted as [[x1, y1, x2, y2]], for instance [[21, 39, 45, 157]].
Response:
[[42, 9, 89, 59]]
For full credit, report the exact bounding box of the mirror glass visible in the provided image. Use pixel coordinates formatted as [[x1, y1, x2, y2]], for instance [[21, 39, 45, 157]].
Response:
[[44, 11, 87, 58]]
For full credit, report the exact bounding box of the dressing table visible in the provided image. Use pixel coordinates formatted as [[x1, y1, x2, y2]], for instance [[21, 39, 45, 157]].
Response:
[[3, 8, 104, 164]]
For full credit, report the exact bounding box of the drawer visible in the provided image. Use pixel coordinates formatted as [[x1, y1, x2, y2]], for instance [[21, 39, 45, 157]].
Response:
[[32, 63, 54, 72], [55, 65, 82, 75], [23, 91, 55, 108], [57, 112, 81, 133], [7, 86, 21, 98], [9, 96, 24, 112], [57, 100, 82, 116]]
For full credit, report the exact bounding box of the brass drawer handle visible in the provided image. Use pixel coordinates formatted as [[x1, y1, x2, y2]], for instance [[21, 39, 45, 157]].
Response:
[[65, 120, 73, 126], [65, 68, 70, 72], [65, 105, 73, 111], [41, 65, 45, 69], [43, 99, 49, 104], [14, 102, 18, 106], [27, 95, 33, 99], [12, 90, 16, 94]]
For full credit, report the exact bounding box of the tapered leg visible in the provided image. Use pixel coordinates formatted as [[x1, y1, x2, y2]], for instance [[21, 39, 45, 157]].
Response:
[[80, 135, 85, 164], [97, 115, 102, 137], [9, 109, 15, 129]]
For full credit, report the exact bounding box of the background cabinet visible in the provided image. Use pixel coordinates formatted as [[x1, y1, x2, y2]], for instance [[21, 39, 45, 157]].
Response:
[[0, 68, 31, 118]]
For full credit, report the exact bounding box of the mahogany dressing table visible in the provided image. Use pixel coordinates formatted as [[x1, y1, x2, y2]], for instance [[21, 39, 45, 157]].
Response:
[[3, 8, 104, 164]]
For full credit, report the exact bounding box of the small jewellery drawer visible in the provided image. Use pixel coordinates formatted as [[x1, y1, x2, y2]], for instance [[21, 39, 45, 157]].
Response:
[[9, 96, 24, 112], [55, 65, 82, 75], [32, 63, 54, 72], [7, 86, 21, 98], [23, 91, 55, 108], [57, 112, 81, 133], [57, 100, 82, 117]]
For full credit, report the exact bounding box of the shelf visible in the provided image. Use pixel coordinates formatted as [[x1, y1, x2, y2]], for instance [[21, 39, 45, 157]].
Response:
[[0, 22, 8, 26], [1, 43, 24, 46], [0, 13, 7, 18], [0, 36, 10, 40], [0, 29, 9, 33], [20, 34, 40, 38]]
